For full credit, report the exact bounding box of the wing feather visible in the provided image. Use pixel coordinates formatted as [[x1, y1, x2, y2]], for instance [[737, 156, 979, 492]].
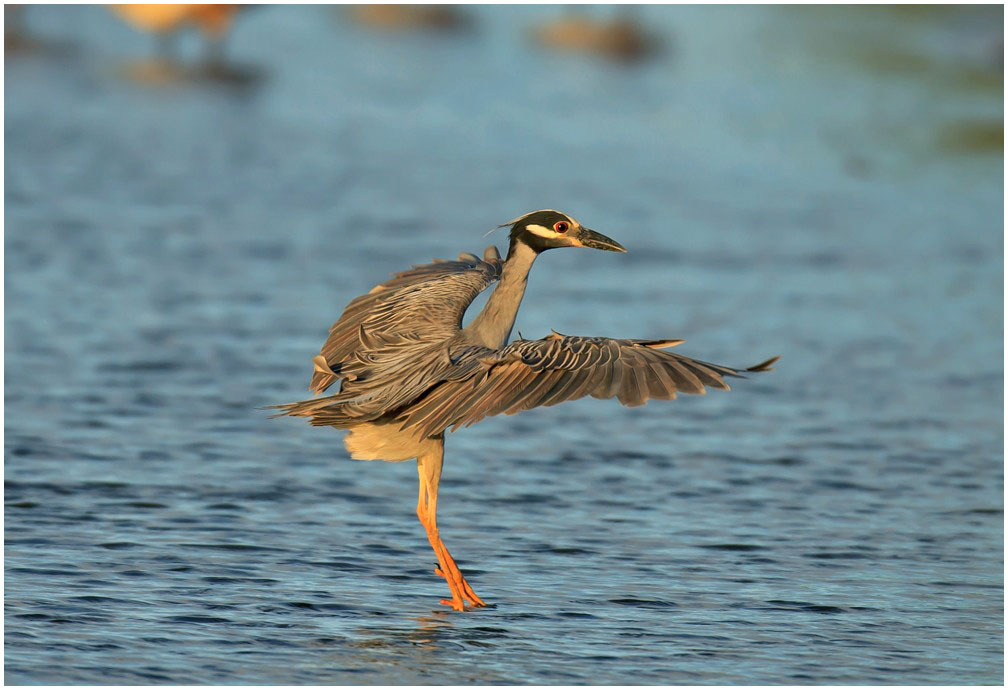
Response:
[[593, 349, 624, 399], [308, 249, 503, 396], [451, 363, 527, 429], [617, 360, 648, 406], [402, 334, 776, 437], [676, 359, 732, 390], [664, 357, 706, 394], [645, 361, 678, 400], [540, 366, 593, 407], [502, 368, 565, 415]]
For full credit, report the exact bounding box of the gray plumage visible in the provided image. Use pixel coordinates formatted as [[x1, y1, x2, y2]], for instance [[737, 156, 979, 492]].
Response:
[[272, 209, 778, 612]]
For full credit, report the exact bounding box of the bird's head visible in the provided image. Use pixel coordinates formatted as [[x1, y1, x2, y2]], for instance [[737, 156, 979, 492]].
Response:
[[503, 209, 626, 257]]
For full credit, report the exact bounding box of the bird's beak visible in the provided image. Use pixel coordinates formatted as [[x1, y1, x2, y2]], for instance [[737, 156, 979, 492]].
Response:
[[576, 227, 627, 253]]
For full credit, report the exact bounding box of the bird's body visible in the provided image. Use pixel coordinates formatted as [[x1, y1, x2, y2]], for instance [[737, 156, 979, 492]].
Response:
[[274, 210, 777, 611]]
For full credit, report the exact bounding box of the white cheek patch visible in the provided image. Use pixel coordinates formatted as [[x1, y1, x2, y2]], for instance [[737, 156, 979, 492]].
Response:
[[525, 224, 556, 239]]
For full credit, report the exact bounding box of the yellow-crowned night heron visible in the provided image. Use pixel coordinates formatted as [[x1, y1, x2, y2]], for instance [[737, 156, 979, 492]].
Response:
[[273, 210, 778, 611]]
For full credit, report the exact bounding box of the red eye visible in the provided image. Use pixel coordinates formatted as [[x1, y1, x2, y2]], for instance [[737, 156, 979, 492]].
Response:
[[554, 221, 569, 233]]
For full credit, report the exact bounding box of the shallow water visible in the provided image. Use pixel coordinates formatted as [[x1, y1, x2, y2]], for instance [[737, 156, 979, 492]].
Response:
[[5, 5, 1003, 685]]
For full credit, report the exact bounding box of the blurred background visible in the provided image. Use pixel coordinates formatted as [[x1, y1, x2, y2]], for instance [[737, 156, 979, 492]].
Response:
[[5, 4, 1003, 685]]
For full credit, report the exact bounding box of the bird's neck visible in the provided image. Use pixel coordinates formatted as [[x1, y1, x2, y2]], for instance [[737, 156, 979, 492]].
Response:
[[464, 241, 538, 349]]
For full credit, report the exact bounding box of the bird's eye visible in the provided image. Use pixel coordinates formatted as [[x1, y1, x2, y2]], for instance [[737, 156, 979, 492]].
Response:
[[553, 221, 569, 233]]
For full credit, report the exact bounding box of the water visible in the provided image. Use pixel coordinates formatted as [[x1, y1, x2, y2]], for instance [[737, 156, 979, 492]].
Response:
[[5, 5, 1003, 684]]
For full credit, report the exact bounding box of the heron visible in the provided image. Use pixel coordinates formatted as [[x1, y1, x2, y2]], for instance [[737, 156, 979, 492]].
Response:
[[273, 209, 778, 612], [345, 4, 471, 32], [532, 8, 658, 63], [109, 4, 240, 66]]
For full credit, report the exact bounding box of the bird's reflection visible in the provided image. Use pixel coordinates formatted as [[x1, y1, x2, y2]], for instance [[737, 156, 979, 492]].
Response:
[[5, 5, 80, 60], [352, 613, 455, 649], [344, 613, 507, 682], [117, 57, 264, 89], [5, 5, 33, 54]]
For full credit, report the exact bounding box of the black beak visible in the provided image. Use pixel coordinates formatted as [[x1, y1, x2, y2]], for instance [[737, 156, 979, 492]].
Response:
[[577, 227, 627, 253]]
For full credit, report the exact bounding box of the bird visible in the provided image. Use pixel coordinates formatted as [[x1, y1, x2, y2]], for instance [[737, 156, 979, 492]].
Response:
[[344, 4, 471, 32], [272, 209, 778, 612], [109, 4, 240, 64], [532, 8, 658, 63]]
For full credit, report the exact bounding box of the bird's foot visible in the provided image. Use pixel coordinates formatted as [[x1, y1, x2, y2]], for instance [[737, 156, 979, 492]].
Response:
[[439, 598, 466, 612], [434, 566, 488, 608]]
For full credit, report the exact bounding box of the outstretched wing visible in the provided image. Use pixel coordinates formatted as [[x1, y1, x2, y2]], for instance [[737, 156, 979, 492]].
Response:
[[399, 334, 778, 437], [308, 246, 503, 395]]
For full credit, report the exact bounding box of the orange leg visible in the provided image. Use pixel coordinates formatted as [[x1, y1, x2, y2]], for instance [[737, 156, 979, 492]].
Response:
[[417, 450, 487, 611]]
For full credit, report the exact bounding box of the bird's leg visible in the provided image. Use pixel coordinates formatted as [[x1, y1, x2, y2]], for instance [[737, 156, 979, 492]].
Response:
[[416, 451, 487, 610], [196, 6, 235, 68], [416, 460, 466, 610], [416, 483, 465, 611], [416, 478, 465, 596], [424, 492, 486, 608], [155, 30, 179, 62], [202, 35, 227, 68]]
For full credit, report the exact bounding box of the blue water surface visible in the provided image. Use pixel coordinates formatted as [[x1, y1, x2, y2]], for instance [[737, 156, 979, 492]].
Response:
[[5, 4, 1003, 684]]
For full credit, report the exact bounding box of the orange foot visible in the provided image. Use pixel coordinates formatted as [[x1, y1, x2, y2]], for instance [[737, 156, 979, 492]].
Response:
[[434, 566, 487, 609], [440, 597, 465, 612]]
